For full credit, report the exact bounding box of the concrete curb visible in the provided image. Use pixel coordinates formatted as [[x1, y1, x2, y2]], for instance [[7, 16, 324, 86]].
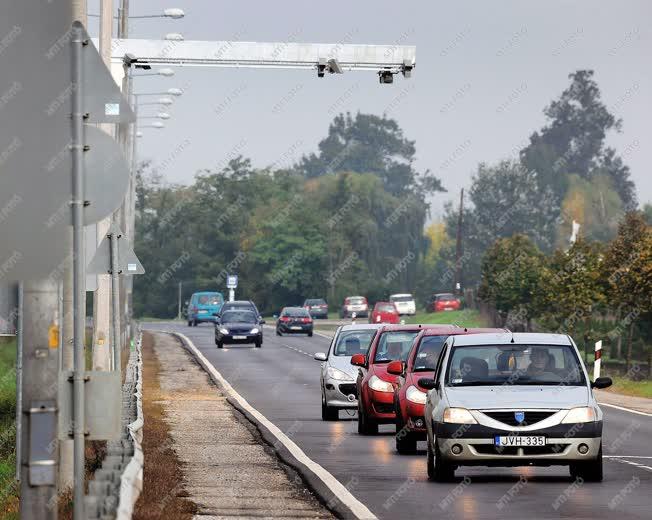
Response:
[[167, 330, 377, 520]]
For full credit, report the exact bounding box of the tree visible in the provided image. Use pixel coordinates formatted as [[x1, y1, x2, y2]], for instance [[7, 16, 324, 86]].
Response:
[[298, 112, 444, 196], [521, 70, 636, 209], [478, 235, 546, 329]]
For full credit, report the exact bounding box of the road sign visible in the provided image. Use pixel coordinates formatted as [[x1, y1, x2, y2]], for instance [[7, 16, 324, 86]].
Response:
[[87, 222, 145, 275], [226, 274, 238, 289]]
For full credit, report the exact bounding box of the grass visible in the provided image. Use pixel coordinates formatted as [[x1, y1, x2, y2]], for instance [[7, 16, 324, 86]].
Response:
[[405, 309, 488, 328], [605, 376, 652, 399], [0, 337, 18, 518]]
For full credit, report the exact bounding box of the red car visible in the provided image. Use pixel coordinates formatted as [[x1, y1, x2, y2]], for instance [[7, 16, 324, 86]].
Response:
[[389, 326, 506, 453], [351, 325, 426, 434], [368, 302, 400, 324], [431, 293, 461, 312]]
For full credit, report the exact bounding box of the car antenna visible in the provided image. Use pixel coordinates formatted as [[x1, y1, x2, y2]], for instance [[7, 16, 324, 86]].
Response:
[[509, 329, 515, 343]]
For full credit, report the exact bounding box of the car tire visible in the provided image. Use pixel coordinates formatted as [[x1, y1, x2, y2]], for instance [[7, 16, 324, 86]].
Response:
[[255, 340, 262, 348], [429, 438, 455, 482], [216, 340, 223, 349], [308, 331, 313, 337], [357, 401, 378, 435], [276, 329, 282, 336], [395, 408, 417, 454], [321, 392, 339, 421], [569, 444, 603, 482], [192, 319, 198, 327], [188, 320, 193, 327]]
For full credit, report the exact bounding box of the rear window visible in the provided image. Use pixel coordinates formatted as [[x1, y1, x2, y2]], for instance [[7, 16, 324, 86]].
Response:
[[390, 295, 414, 302], [376, 303, 396, 313], [224, 302, 252, 310], [412, 335, 447, 372], [283, 308, 310, 317], [333, 330, 376, 356], [436, 293, 456, 301], [306, 299, 326, 305], [348, 297, 366, 305], [373, 331, 419, 362], [197, 293, 223, 305]]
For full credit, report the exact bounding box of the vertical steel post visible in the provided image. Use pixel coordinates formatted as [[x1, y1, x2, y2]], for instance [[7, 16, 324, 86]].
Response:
[[70, 22, 86, 520], [110, 232, 121, 372], [19, 280, 59, 520], [15, 282, 23, 482], [177, 281, 182, 320]]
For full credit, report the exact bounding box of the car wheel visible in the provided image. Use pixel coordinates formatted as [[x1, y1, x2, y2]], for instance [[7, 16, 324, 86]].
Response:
[[357, 401, 378, 435], [255, 340, 262, 348], [188, 320, 193, 327], [216, 340, 223, 349], [276, 328, 282, 336], [192, 319, 198, 327], [395, 408, 417, 454], [570, 444, 603, 482], [321, 392, 338, 421], [308, 331, 313, 337], [431, 438, 455, 482], [427, 440, 436, 480]]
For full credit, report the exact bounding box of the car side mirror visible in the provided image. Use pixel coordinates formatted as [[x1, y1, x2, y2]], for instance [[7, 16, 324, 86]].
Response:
[[351, 354, 366, 367], [314, 352, 327, 362], [418, 378, 438, 390], [259, 319, 266, 324], [387, 360, 405, 376], [591, 376, 612, 389]]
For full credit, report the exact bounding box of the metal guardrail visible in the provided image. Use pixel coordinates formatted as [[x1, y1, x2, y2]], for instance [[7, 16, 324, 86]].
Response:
[[85, 332, 143, 519]]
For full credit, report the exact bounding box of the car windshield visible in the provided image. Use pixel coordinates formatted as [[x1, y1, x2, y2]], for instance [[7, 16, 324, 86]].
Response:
[[333, 330, 376, 356], [374, 331, 419, 363], [445, 344, 586, 386], [197, 294, 223, 305], [283, 308, 309, 317], [391, 295, 413, 302], [412, 335, 448, 372], [436, 294, 455, 301], [225, 303, 252, 310], [221, 310, 256, 324], [348, 297, 365, 305], [376, 304, 395, 313], [306, 299, 326, 305]]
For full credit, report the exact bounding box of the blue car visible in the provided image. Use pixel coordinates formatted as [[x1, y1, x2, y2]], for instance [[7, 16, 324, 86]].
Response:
[[187, 291, 224, 326]]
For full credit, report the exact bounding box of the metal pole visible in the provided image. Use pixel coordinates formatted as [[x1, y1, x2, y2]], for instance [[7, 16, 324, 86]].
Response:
[[454, 188, 464, 295], [118, 0, 129, 39], [71, 22, 86, 520], [15, 282, 23, 482], [177, 281, 182, 320], [19, 280, 59, 520], [110, 231, 121, 372]]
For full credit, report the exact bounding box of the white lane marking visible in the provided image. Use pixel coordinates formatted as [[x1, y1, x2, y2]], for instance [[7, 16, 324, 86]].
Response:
[[607, 457, 652, 472], [170, 331, 377, 520], [600, 402, 652, 417], [282, 344, 313, 358], [604, 456, 652, 459]]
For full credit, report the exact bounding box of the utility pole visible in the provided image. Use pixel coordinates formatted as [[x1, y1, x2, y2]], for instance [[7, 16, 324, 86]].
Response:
[[177, 281, 182, 320], [454, 188, 464, 295], [19, 280, 59, 520]]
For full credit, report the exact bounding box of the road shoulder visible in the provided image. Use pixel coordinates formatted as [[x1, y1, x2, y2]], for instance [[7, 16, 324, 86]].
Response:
[[595, 389, 652, 415]]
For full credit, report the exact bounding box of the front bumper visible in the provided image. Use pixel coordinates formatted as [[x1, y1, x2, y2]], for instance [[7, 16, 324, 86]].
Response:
[[218, 333, 262, 344], [403, 401, 427, 435], [366, 388, 395, 420], [434, 421, 602, 464], [324, 380, 358, 409]]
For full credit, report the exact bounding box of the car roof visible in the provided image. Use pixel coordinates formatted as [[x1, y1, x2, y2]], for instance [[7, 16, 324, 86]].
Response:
[[193, 291, 222, 295], [282, 306, 308, 311], [339, 323, 383, 331], [390, 293, 413, 297], [223, 300, 253, 305], [450, 332, 572, 346], [377, 324, 427, 332], [421, 327, 506, 336]]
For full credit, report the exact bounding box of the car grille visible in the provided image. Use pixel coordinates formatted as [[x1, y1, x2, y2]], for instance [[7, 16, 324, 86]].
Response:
[[482, 410, 557, 426], [338, 384, 357, 398], [473, 444, 567, 456]]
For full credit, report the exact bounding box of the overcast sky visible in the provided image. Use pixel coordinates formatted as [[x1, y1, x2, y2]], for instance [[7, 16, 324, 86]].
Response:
[[89, 0, 652, 218]]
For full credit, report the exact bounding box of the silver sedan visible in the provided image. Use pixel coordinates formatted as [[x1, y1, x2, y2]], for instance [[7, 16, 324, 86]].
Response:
[[314, 324, 382, 420], [421, 332, 612, 481]]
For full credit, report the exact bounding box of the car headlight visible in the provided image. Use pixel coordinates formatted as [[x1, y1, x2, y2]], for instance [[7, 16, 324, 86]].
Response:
[[218, 328, 229, 335], [250, 327, 259, 334], [368, 375, 393, 393], [561, 407, 596, 424], [443, 407, 477, 424], [406, 385, 427, 404], [327, 367, 353, 381]]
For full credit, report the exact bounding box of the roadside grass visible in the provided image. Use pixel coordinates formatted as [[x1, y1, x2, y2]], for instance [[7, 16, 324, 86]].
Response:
[[133, 332, 196, 520], [605, 377, 652, 399], [0, 337, 18, 518], [405, 309, 488, 328]]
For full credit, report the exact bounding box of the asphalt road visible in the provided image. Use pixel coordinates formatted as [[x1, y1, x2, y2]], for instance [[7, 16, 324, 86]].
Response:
[[144, 322, 652, 519]]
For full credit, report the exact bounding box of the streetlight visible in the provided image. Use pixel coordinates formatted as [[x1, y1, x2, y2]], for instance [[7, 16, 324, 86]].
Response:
[[165, 33, 185, 41]]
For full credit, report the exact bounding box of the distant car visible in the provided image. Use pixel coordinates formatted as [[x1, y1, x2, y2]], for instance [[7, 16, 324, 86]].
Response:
[[429, 293, 461, 313], [369, 302, 400, 324], [390, 326, 505, 453], [422, 332, 612, 482], [214, 309, 264, 348], [276, 307, 314, 336], [304, 298, 328, 319], [340, 296, 369, 318], [351, 325, 425, 434], [187, 291, 225, 326], [313, 324, 382, 420], [218, 300, 263, 322], [389, 293, 416, 316]]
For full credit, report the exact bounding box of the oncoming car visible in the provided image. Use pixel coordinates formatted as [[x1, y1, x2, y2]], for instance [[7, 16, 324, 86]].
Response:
[[421, 332, 612, 481], [214, 309, 264, 349], [313, 324, 381, 420]]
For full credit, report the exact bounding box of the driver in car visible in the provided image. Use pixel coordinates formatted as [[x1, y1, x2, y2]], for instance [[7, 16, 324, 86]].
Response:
[[527, 347, 549, 375]]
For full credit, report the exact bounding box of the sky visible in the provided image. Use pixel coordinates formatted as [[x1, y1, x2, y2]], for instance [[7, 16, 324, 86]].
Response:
[[88, 0, 652, 218]]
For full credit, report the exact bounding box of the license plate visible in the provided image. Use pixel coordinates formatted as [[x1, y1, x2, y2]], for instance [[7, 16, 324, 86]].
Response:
[[290, 326, 302, 330], [232, 335, 246, 340], [494, 436, 546, 447]]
